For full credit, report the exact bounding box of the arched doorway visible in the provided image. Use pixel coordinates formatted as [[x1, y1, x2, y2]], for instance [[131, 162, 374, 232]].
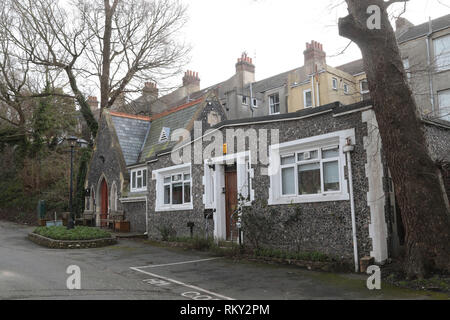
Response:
[[100, 179, 108, 227]]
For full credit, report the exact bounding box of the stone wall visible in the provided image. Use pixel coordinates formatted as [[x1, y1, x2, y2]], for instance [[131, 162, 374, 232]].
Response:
[[28, 232, 117, 249]]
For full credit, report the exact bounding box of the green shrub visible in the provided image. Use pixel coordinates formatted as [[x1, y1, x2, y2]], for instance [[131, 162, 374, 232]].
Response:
[[157, 225, 177, 241], [33, 226, 111, 240]]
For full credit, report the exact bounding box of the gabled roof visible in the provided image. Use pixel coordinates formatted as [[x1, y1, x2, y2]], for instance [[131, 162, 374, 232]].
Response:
[[397, 14, 450, 44], [109, 111, 151, 166], [138, 97, 205, 162], [336, 59, 365, 76]]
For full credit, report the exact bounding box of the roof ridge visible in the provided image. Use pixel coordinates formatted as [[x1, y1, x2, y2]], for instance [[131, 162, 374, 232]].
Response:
[[109, 111, 151, 121], [151, 97, 204, 121]]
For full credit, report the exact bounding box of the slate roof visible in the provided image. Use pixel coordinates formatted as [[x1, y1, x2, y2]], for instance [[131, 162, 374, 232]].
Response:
[[336, 59, 365, 76], [138, 98, 204, 162], [397, 14, 450, 44], [109, 112, 151, 166]]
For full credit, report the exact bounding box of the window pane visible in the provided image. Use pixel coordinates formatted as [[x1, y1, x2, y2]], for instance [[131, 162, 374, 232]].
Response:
[[164, 185, 170, 204], [304, 91, 312, 107], [143, 170, 147, 187], [438, 90, 450, 121], [172, 183, 183, 204], [184, 173, 191, 181], [132, 172, 136, 189], [298, 163, 321, 195], [164, 176, 171, 184], [281, 167, 295, 195], [137, 177, 142, 189], [324, 161, 340, 191], [360, 80, 369, 92], [322, 147, 339, 159], [281, 155, 295, 165], [184, 182, 191, 203], [297, 150, 318, 161], [435, 35, 450, 71], [172, 174, 182, 182]]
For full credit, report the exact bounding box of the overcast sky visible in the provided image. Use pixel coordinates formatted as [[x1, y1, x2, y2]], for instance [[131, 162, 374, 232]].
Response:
[[178, 0, 450, 89]]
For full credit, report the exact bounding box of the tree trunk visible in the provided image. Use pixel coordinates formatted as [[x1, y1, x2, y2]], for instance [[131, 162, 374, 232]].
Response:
[[339, 0, 449, 278]]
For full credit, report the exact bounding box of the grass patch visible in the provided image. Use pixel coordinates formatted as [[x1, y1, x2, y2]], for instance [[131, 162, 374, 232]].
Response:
[[33, 226, 112, 241]]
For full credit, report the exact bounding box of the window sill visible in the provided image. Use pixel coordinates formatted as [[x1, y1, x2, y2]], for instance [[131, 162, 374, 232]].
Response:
[[268, 193, 349, 205], [156, 204, 194, 212]]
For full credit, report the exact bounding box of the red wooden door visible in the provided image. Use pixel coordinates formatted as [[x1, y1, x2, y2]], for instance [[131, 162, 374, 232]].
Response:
[[225, 166, 238, 240], [100, 179, 108, 227]]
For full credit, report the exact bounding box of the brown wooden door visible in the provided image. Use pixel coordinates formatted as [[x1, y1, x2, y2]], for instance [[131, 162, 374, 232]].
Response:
[[225, 166, 238, 240], [100, 179, 108, 227]]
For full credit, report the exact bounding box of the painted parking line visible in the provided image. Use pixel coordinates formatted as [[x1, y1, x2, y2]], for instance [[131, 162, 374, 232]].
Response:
[[132, 257, 221, 269], [130, 266, 234, 300]]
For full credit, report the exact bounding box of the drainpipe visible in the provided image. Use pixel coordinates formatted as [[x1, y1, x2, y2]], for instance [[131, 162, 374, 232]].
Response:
[[426, 17, 435, 114], [144, 196, 149, 236], [343, 138, 359, 273], [310, 75, 316, 107]]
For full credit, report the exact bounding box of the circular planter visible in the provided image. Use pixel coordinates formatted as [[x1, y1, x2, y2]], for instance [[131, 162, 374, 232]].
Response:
[[28, 232, 117, 249]]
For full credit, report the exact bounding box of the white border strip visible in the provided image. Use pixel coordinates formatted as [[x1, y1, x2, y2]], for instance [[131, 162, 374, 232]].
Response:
[[130, 267, 234, 300], [132, 258, 220, 269]]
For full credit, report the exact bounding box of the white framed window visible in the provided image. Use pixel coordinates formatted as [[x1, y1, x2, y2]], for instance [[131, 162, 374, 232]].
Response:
[[438, 89, 450, 121], [268, 129, 354, 205], [130, 167, 147, 192], [252, 98, 258, 108], [154, 163, 193, 211], [242, 95, 248, 105], [359, 79, 370, 101], [303, 89, 312, 108], [402, 58, 411, 80], [434, 35, 450, 72], [343, 83, 349, 94], [332, 78, 338, 90], [269, 93, 280, 114]]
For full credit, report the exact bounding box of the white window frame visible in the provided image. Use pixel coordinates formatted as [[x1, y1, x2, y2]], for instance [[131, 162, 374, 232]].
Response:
[[269, 93, 280, 115], [343, 83, 349, 94], [332, 77, 338, 90], [303, 89, 312, 108], [154, 163, 193, 212], [434, 35, 450, 72], [130, 167, 147, 193], [268, 129, 354, 205], [438, 89, 450, 121], [402, 58, 411, 80], [242, 95, 248, 105]]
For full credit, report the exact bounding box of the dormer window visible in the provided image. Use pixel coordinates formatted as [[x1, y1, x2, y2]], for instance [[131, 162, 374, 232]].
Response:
[[159, 127, 170, 143]]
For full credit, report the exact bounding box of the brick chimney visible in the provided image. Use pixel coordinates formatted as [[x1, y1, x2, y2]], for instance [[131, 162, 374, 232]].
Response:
[[182, 70, 200, 91], [395, 17, 414, 37], [303, 40, 326, 75], [87, 96, 99, 112], [235, 52, 255, 86], [143, 82, 158, 99]]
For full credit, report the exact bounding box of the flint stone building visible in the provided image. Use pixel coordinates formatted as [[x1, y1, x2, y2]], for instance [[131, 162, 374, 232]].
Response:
[[85, 95, 450, 267]]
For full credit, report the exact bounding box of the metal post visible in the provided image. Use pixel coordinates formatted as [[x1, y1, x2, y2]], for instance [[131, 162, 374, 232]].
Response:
[[67, 144, 75, 229]]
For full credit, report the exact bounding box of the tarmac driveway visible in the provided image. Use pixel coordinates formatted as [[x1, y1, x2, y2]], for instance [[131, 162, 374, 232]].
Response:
[[0, 220, 447, 300]]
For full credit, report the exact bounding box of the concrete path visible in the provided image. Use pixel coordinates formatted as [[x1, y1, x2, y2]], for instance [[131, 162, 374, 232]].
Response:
[[0, 221, 447, 300]]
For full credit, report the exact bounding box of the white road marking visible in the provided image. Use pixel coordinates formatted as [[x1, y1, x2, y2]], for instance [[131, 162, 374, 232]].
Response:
[[132, 257, 220, 269], [130, 267, 234, 301]]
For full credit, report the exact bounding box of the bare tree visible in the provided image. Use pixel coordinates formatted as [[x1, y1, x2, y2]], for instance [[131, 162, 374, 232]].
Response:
[[338, 0, 449, 278], [2, 0, 189, 139]]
